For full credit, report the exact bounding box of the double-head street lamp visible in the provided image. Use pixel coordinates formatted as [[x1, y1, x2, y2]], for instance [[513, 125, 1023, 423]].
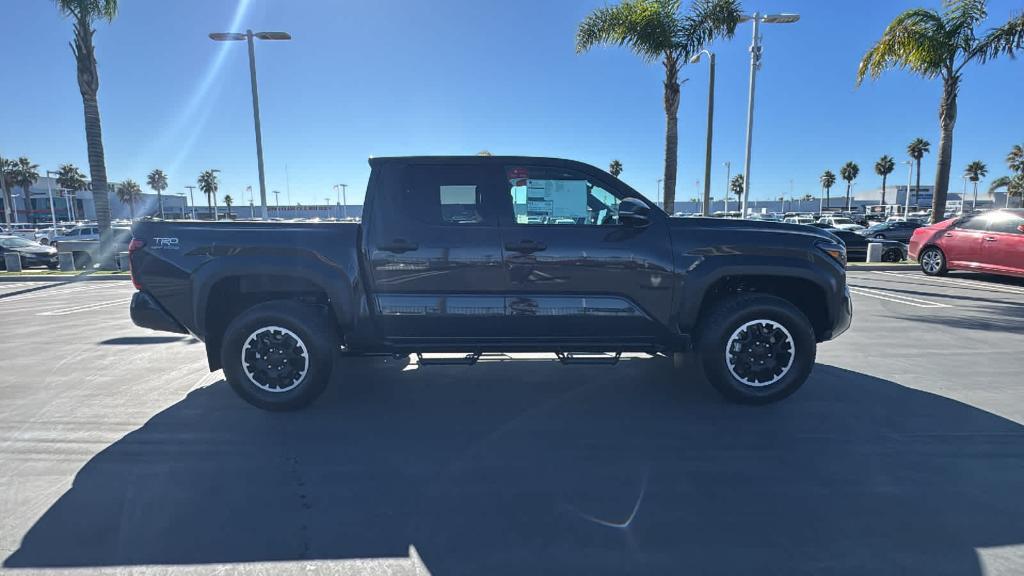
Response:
[[738, 12, 800, 219], [334, 184, 348, 219], [690, 49, 715, 216], [209, 30, 291, 222]]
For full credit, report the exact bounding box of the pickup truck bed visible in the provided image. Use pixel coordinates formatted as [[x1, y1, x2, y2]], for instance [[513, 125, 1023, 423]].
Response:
[[130, 155, 851, 410]]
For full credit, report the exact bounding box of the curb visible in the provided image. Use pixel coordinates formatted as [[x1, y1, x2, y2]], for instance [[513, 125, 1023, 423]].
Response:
[[847, 264, 918, 272]]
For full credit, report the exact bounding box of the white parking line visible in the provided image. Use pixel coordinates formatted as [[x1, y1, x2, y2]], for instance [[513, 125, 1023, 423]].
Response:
[[871, 270, 1024, 296], [37, 297, 133, 316], [848, 285, 952, 308], [0, 283, 123, 303]]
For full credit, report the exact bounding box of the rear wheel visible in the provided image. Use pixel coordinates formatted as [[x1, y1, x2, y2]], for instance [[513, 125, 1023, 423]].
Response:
[[696, 294, 816, 404], [881, 248, 903, 262], [221, 300, 337, 411], [919, 246, 947, 276], [874, 233, 886, 239]]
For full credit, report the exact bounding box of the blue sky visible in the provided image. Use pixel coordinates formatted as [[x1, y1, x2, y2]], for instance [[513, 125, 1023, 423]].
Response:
[[2, 0, 1021, 207]]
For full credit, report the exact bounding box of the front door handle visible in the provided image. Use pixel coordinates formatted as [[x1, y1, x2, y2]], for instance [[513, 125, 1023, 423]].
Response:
[[984, 236, 998, 242], [944, 232, 955, 237], [379, 239, 419, 253], [505, 240, 547, 253]]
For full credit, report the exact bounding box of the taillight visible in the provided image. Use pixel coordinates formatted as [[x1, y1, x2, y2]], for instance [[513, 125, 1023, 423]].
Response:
[[128, 238, 145, 289]]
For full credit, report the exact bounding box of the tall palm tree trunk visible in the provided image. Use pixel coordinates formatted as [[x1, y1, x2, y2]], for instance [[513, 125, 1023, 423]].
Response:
[[846, 183, 851, 211], [73, 17, 112, 261], [931, 76, 958, 224], [662, 54, 680, 213], [825, 187, 830, 210], [881, 174, 887, 206]]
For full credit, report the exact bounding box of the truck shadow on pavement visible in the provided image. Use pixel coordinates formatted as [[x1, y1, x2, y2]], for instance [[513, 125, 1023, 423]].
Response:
[[6, 359, 1024, 574]]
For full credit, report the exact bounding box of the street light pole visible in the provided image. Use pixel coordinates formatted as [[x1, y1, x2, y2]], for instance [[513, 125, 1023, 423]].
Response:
[[209, 30, 291, 222], [45, 171, 58, 230], [657, 179, 663, 209], [340, 184, 348, 219], [723, 161, 730, 215], [185, 185, 197, 219], [738, 12, 800, 219], [903, 160, 913, 218], [691, 50, 715, 217]]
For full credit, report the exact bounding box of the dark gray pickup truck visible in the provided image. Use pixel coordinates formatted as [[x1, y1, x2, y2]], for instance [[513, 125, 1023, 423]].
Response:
[[129, 156, 852, 410]]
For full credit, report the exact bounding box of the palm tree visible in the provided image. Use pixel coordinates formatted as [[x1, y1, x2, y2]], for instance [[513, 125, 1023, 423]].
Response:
[[609, 159, 623, 178], [116, 179, 142, 220], [55, 163, 88, 220], [858, 2, 1024, 223], [963, 160, 987, 211], [989, 143, 1024, 208], [198, 170, 219, 220], [576, 0, 742, 213], [0, 157, 18, 225], [1008, 144, 1024, 174], [905, 138, 930, 207], [54, 0, 118, 253], [10, 157, 40, 221], [874, 155, 895, 206], [146, 169, 168, 219], [729, 174, 744, 208], [802, 193, 814, 202], [840, 162, 860, 211], [820, 170, 836, 210], [223, 194, 234, 218]]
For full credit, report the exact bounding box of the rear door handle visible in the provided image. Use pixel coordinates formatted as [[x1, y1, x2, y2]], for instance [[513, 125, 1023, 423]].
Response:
[[984, 236, 998, 242], [379, 239, 419, 253], [944, 232, 955, 237], [504, 240, 547, 253]]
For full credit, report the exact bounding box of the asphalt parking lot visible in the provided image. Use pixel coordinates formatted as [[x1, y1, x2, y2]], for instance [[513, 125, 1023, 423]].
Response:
[[0, 271, 1022, 575]]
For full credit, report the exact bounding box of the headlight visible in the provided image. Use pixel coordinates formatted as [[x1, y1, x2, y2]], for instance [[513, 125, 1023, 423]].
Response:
[[816, 241, 846, 268]]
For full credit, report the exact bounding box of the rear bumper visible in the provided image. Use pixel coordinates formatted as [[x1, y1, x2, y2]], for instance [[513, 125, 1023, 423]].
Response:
[[130, 291, 188, 334]]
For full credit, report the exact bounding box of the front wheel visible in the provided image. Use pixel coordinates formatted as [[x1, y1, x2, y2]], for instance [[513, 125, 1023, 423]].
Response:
[[919, 246, 947, 276], [696, 294, 816, 404], [221, 300, 337, 411], [874, 233, 886, 239]]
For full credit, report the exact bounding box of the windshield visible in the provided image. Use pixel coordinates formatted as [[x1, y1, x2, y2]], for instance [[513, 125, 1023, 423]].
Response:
[[831, 218, 855, 225], [0, 237, 37, 248]]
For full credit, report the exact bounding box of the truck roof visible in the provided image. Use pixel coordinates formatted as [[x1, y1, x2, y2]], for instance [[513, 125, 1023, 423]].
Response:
[[368, 155, 608, 170]]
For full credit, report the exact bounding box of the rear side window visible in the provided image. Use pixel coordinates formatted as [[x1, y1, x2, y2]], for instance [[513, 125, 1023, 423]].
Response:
[[988, 213, 1024, 234], [402, 165, 492, 225]]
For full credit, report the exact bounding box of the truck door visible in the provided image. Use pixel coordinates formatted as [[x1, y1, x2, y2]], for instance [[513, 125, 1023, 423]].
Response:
[[496, 163, 675, 345], [365, 162, 508, 342]]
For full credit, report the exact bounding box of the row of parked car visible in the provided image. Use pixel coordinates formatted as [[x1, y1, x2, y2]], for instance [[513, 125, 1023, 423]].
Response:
[[0, 221, 133, 270]]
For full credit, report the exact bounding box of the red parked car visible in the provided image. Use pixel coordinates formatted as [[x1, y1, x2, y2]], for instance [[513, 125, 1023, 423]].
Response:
[[908, 209, 1024, 278]]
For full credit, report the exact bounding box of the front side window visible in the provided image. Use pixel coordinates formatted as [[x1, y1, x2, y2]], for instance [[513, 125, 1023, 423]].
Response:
[[506, 166, 621, 226]]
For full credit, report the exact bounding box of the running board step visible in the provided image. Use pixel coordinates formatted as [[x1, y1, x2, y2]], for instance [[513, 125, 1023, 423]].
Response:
[[415, 352, 481, 366], [555, 352, 622, 365]]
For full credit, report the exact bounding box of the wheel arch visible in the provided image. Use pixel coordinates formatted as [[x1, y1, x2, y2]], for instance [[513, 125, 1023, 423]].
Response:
[[192, 257, 357, 370]]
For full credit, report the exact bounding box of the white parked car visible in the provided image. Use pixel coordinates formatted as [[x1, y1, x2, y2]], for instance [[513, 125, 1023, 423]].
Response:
[[33, 224, 78, 245], [783, 216, 816, 225], [817, 216, 864, 231]]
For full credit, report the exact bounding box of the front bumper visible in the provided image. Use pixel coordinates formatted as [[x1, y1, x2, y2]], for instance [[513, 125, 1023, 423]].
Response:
[[130, 291, 188, 334], [820, 284, 853, 342]]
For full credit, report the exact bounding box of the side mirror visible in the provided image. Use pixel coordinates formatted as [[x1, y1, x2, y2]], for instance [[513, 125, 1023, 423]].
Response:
[[618, 197, 651, 227], [1017, 224, 1024, 234]]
